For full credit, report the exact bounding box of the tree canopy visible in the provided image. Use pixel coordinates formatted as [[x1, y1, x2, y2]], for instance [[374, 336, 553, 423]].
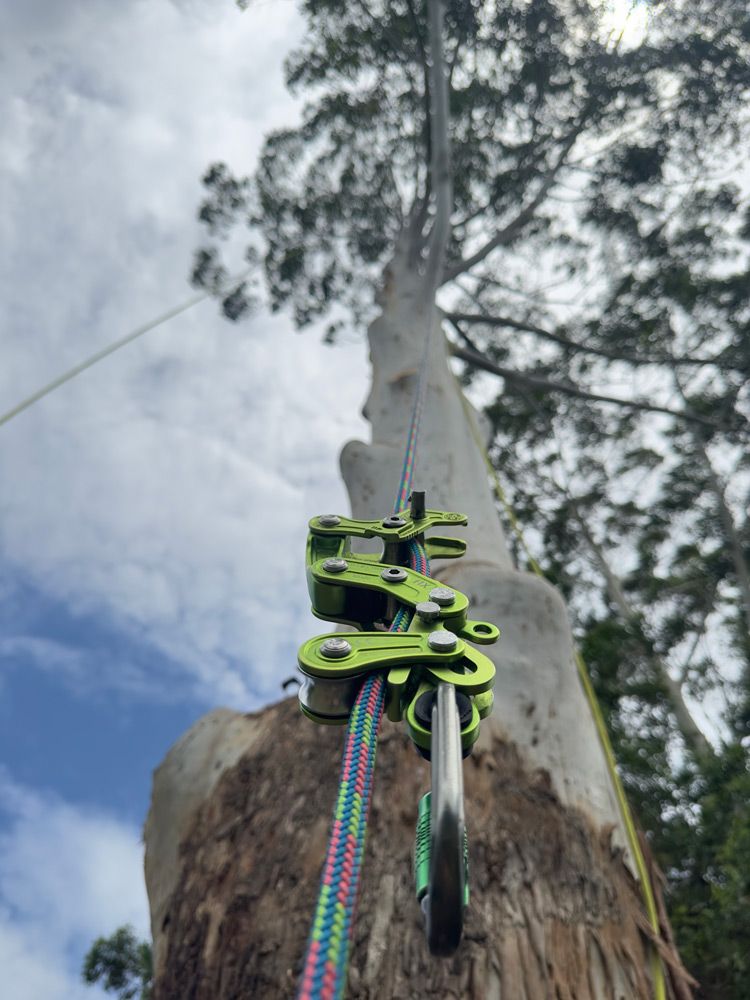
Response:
[[82, 926, 153, 1000]]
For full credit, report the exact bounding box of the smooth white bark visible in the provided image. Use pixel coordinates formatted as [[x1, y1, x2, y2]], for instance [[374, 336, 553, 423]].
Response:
[[341, 258, 633, 854]]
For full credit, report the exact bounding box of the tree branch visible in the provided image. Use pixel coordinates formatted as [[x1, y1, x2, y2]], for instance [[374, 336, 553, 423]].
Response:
[[447, 338, 721, 431], [445, 311, 725, 369], [423, 0, 453, 293], [695, 447, 750, 631], [678, 587, 718, 686], [704, 455, 750, 631], [441, 118, 586, 284], [673, 374, 750, 633], [404, 0, 433, 183], [572, 509, 715, 761]]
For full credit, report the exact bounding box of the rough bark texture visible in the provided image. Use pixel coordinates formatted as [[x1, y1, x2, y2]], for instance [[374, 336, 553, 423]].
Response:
[[144, 254, 692, 997], [147, 698, 669, 999]]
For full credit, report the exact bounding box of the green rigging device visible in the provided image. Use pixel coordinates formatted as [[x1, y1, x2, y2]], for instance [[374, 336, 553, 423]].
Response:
[[297, 494, 499, 955]]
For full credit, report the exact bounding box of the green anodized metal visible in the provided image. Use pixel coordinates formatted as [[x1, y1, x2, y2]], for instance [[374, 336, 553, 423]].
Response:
[[309, 555, 470, 630], [308, 508, 469, 544], [305, 510, 471, 630], [404, 679, 481, 754], [298, 505, 499, 753], [300, 628, 494, 681], [415, 792, 469, 909], [298, 503, 499, 958], [414, 791, 432, 903]]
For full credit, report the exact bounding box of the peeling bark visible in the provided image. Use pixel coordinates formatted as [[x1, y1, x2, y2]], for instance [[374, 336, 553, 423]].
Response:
[[147, 699, 675, 999]]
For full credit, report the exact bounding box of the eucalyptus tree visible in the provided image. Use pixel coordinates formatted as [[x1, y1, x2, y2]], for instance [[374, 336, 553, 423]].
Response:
[[478, 181, 750, 993], [143, 2, 750, 997]]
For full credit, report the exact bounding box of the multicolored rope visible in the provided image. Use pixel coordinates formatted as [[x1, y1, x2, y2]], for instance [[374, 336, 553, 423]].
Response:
[[296, 547, 427, 1000], [297, 672, 386, 1000], [297, 324, 433, 999]]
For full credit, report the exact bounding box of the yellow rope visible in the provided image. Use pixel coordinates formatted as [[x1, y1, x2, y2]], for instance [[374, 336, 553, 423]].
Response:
[[0, 270, 251, 431], [461, 394, 667, 1000]]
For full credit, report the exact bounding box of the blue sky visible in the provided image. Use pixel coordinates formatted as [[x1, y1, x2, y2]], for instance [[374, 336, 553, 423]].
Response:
[[0, 1, 370, 995]]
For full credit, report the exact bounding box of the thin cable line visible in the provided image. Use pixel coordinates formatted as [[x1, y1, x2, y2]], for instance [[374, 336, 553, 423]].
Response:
[[458, 386, 667, 1000], [0, 272, 250, 430]]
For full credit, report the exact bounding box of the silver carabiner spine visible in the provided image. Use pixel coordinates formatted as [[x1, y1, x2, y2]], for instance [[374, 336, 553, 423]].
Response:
[[424, 682, 467, 956]]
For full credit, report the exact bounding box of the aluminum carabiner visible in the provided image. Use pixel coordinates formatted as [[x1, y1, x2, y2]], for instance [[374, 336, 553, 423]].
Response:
[[416, 682, 468, 956]]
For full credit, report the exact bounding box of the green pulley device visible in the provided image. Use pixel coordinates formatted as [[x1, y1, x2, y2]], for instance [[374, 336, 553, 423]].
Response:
[[297, 493, 499, 955]]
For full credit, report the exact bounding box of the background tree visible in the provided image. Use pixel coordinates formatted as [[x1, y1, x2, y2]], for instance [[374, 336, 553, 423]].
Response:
[[83, 926, 153, 1000], [142, 1, 750, 997]]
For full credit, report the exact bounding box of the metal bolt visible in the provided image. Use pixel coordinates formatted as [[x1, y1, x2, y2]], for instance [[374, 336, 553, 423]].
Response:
[[429, 587, 456, 607], [320, 637, 353, 659], [381, 566, 407, 583], [416, 601, 441, 622], [318, 514, 341, 527], [322, 557, 348, 573], [382, 515, 406, 528], [428, 630, 458, 652]]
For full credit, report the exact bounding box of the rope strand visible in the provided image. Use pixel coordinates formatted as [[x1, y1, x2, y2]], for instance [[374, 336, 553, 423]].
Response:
[[297, 321, 433, 999]]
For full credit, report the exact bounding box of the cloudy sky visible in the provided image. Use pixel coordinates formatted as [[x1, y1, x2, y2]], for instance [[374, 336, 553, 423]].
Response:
[[1, 2, 372, 994]]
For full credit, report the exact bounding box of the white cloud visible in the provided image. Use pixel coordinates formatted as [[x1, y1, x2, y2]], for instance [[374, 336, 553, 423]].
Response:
[[0, 770, 148, 1000], [0, 0, 371, 708], [0, 922, 83, 1000], [0, 636, 88, 683]]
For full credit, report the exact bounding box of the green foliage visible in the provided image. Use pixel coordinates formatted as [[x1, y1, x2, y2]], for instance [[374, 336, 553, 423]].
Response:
[[492, 400, 750, 998], [82, 926, 153, 1000], [669, 749, 750, 999]]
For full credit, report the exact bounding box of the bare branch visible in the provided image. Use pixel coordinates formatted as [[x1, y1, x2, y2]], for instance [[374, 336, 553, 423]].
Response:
[[676, 375, 750, 632], [441, 119, 586, 284], [571, 508, 715, 761], [404, 0, 432, 178], [447, 338, 722, 431], [704, 455, 750, 631], [445, 311, 726, 369], [678, 586, 718, 686], [424, 0, 453, 293]]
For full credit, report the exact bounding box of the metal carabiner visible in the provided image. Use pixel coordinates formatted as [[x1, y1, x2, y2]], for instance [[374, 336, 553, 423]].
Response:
[[417, 682, 468, 956]]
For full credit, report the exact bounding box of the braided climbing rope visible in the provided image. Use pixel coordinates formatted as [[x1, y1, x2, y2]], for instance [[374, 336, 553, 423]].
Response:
[[296, 672, 386, 1000], [297, 333, 432, 1000]]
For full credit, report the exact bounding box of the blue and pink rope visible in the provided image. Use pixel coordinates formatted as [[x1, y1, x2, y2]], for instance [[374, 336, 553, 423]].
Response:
[[296, 672, 386, 1000], [297, 336, 431, 1000]]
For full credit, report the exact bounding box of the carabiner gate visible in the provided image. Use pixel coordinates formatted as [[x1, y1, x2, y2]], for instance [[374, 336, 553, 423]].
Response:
[[416, 683, 469, 956]]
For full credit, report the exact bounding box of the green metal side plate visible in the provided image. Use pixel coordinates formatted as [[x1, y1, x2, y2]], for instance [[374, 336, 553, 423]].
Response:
[[298, 503, 500, 758], [298, 630, 495, 690], [308, 556, 470, 630], [308, 508, 468, 544]]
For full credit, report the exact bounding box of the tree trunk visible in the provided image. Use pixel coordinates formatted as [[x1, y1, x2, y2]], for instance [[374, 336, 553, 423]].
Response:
[[144, 257, 692, 998]]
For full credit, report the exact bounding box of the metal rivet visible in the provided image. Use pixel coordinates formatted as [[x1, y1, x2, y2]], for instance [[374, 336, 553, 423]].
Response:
[[320, 637, 352, 658], [322, 557, 348, 573], [416, 601, 441, 622], [381, 567, 407, 583], [318, 514, 341, 527], [382, 515, 406, 528], [427, 630, 458, 652], [429, 587, 456, 607]]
